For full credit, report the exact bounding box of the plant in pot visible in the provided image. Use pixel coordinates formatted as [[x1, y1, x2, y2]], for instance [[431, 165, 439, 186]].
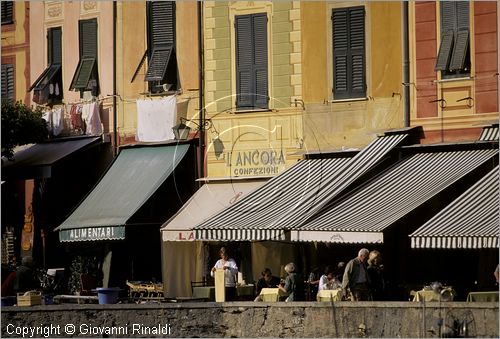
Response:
[[67, 255, 100, 295]]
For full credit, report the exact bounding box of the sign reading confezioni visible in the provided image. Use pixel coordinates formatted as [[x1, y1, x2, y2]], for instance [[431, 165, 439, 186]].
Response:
[[223, 149, 287, 176]]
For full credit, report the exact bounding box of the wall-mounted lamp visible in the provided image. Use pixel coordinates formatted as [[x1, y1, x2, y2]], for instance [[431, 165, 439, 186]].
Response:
[[172, 117, 213, 141]]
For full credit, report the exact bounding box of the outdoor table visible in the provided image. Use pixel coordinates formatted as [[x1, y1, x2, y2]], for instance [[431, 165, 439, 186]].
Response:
[[316, 289, 342, 302], [259, 288, 287, 302], [412, 288, 455, 302], [192, 286, 215, 301], [236, 284, 254, 297], [466, 291, 499, 302]]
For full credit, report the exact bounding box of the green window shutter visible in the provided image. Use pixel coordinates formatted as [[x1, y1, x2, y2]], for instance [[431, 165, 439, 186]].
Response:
[[440, 1, 456, 32], [332, 8, 348, 99], [435, 30, 454, 71], [1, 64, 14, 101], [456, 1, 469, 30], [80, 19, 97, 58], [349, 7, 366, 98], [333, 7, 365, 99], [1, 1, 13, 25], [150, 1, 175, 47], [49, 27, 62, 65], [72, 58, 96, 89], [253, 13, 268, 109], [449, 29, 469, 71], [235, 14, 253, 108], [145, 47, 173, 81]]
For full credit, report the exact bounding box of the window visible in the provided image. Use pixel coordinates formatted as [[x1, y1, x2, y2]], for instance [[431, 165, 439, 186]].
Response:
[[235, 13, 268, 110], [332, 6, 366, 100], [70, 19, 99, 97], [1, 63, 14, 102], [30, 27, 63, 105], [1, 1, 14, 25], [435, 1, 470, 78], [132, 1, 177, 93]]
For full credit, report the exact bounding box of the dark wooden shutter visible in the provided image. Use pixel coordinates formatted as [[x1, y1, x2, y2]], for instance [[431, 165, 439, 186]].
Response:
[[253, 13, 268, 109], [80, 19, 97, 58], [349, 7, 365, 98], [1, 64, 14, 101], [332, 7, 365, 99], [435, 30, 454, 70], [1, 1, 13, 25], [235, 15, 253, 108], [49, 27, 62, 65], [449, 2, 469, 71], [150, 1, 175, 47]]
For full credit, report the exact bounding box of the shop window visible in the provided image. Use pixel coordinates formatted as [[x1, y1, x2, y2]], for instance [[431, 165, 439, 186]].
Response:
[[131, 1, 178, 93], [435, 1, 470, 78], [1, 63, 14, 102], [30, 27, 63, 105], [1, 1, 14, 25], [70, 19, 100, 97], [235, 13, 269, 110], [332, 6, 366, 100]]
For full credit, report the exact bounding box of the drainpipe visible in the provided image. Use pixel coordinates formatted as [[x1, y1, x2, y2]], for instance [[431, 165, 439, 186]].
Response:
[[112, 1, 118, 155], [198, 1, 205, 180], [403, 1, 410, 127]]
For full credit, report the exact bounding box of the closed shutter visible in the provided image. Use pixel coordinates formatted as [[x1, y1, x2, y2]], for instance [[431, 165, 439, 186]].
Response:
[[332, 7, 365, 99], [235, 15, 253, 108], [449, 2, 469, 71], [1, 64, 14, 101], [1, 1, 13, 25], [70, 19, 98, 91], [49, 27, 62, 65], [253, 13, 268, 109], [80, 19, 97, 58]]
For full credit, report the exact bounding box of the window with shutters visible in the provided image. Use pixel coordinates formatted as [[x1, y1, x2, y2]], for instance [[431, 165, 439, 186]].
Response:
[[235, 13, 269, 110], [131, 1, 178, 93], [30, 27, 63, 105], [1, 63, 14, 103], [435, 1, 470, 78], [1, 1, 14, 25], [332, 7, 366, 100], [70, 19, 99, 97]]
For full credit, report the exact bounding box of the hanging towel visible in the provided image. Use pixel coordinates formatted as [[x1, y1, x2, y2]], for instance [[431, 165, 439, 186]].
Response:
[[136, 96, 176, 142], [70, 104, 84, 131], [42, 110, 53, 134], [83, 102, 103, 135], [52, 107, 64, 136]]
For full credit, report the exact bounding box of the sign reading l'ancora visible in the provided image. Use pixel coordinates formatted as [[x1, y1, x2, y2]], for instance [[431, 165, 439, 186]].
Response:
[[223, 149, 286, 176]]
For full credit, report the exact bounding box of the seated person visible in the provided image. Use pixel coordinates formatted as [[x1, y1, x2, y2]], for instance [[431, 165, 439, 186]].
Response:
[[13, 256, 39, 294], [318, 265, 342, 291], [254, 268, 281, 302]]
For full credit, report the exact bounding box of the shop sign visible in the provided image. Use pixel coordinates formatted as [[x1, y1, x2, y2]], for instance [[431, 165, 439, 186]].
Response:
[[224, 149, 286, 176], [60, 226, 125, 242]]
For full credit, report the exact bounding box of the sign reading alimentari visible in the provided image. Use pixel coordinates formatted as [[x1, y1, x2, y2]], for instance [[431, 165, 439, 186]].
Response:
[[223, 149, 286, 176], [60, 226, 125, 242]]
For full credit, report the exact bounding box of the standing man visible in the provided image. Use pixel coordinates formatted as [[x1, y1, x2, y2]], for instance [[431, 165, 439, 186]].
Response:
[[211, 247, 238, 301], [342, 248, 371, 301]]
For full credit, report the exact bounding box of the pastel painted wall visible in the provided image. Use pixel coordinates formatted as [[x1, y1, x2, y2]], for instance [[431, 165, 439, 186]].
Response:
[[301, 1, 404, 152]]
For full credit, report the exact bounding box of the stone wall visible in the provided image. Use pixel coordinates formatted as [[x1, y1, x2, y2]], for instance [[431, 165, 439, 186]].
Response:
[[2, 302, 498, 338]]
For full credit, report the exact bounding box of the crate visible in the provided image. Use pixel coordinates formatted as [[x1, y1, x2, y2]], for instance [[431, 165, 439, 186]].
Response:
[[17, 291, 42, 306]]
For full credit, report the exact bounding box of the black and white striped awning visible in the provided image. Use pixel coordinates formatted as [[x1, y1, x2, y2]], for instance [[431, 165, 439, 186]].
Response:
[[410, 166, 499, 249], [479, 125, 499, 141], [294, 148, 498, 243], [194, 132, 410, 241]]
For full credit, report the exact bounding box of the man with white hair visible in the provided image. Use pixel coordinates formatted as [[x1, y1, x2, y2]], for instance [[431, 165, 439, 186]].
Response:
[[342, 248, 372, 301]]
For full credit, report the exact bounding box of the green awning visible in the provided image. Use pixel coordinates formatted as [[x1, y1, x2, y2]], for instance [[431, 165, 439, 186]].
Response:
[[55, 144, 189, 242]]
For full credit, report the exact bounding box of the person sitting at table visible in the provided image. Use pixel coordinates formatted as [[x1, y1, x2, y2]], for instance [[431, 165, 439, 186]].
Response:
[[210, 247, 238, 301], [318, 265, 341, 291], [254, 268, 281, 301], [278, 262, 305, 302]]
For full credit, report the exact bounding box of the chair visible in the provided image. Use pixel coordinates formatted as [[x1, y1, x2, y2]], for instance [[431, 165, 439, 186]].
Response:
[[79, 274, 97, 296]]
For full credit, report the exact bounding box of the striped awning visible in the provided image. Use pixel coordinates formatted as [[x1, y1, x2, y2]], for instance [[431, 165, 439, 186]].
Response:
[[479, 125, 499, 141], [295, 148, 498, 243], [410, 166, 499, 249], [194, 132, 410, 241]]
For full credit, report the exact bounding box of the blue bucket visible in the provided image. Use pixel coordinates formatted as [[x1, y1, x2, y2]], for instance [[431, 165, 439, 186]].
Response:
[[96, 287, 120, 304]]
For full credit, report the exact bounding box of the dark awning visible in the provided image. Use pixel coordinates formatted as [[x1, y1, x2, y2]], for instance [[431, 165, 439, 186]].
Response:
[[1, 137, 101, 180], [194, 131, 411, 241], [55, 144, 189, 242], [295, 148, 498, 243], [409, 166, 499, 249]]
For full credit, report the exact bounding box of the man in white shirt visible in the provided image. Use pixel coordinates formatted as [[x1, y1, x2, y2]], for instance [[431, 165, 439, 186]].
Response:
[[211, 247, 238, 301]]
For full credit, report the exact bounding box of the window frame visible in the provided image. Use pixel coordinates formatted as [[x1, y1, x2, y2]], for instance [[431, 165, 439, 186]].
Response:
[[331, 6, 367, 100], [30, 27, 63, 105], [435, 1, 470, 79], [69, 18, 99, 97], [234, 12, 269, 110]]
